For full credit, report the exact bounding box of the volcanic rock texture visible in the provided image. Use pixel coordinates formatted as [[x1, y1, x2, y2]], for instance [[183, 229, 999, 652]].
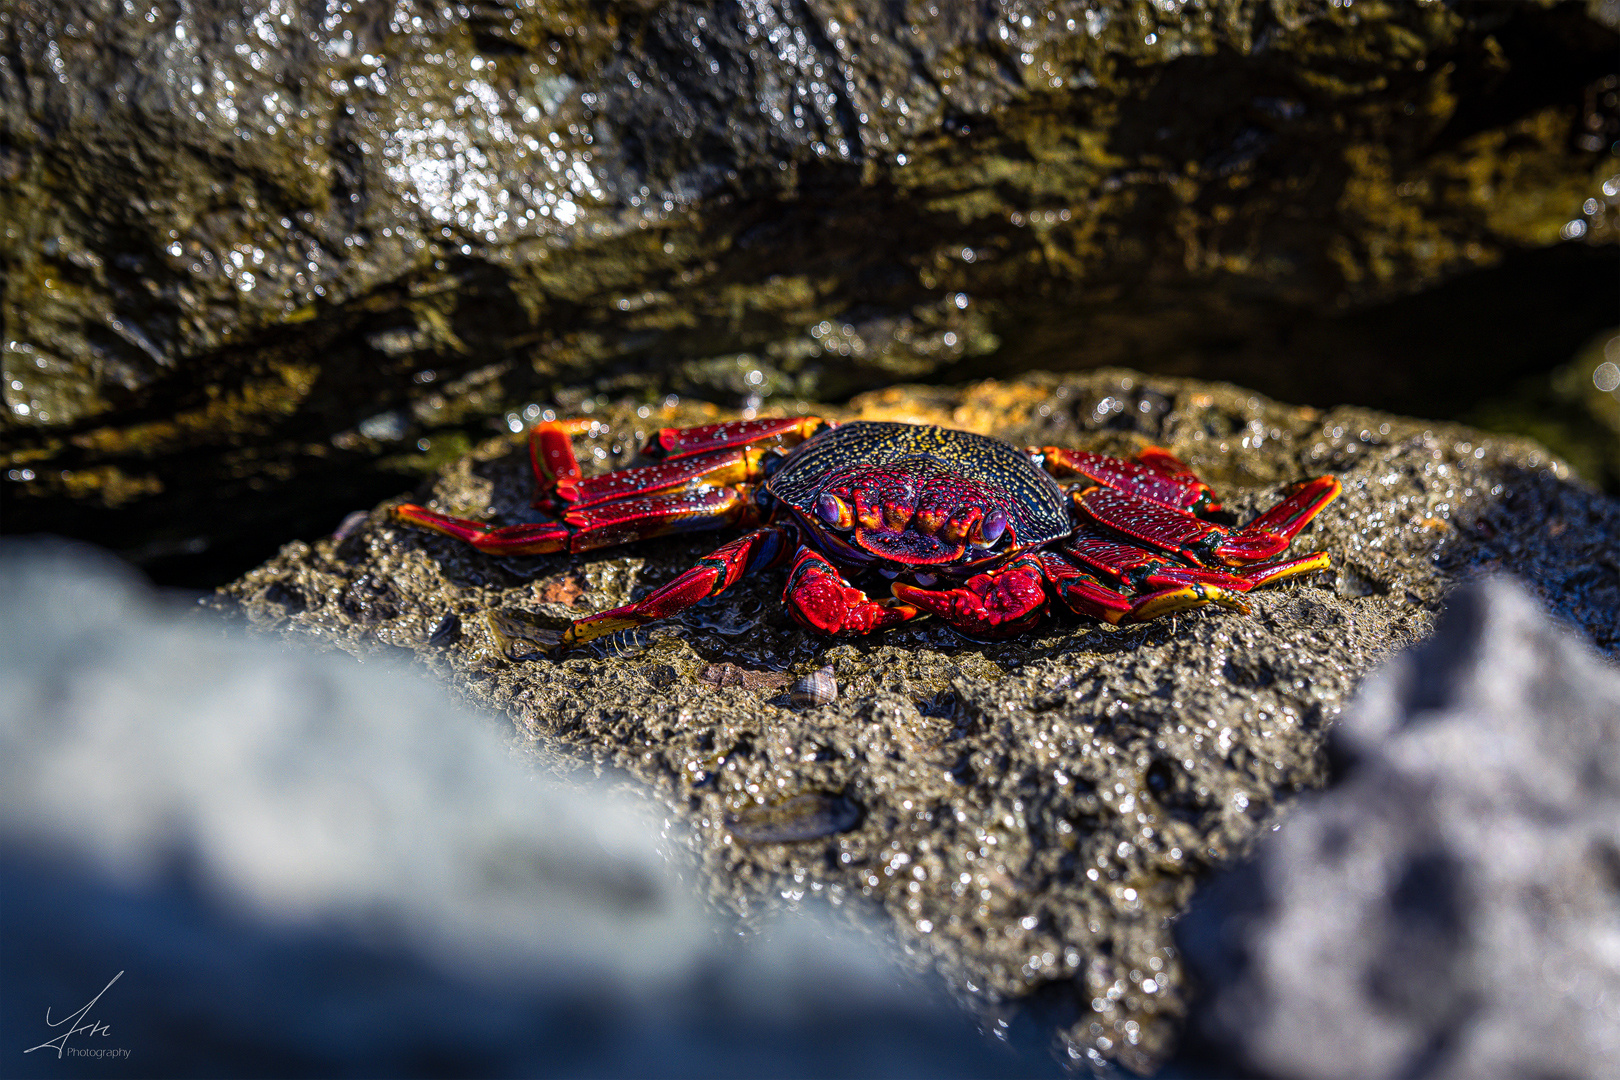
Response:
[[218, 370, 1620, 1072]]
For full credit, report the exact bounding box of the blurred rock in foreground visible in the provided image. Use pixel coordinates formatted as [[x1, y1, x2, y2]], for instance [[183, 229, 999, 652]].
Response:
[[0, 539, 1047, 1078], [1180, 577, 1620, 1080]]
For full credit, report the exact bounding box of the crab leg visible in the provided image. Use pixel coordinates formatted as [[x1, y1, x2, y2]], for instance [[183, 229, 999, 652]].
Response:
[[531, 418, 819, 512], [529, 419, 596, 507], [1035, 446, 1224, 516], [1133, 446, 1207, 484], [1074, 474, 1340, 567], [395, 485, 763, 557], [395, 416, 803, 556], [889, 554, 1048, 639], [561, 486, 766, 551], [1064, 528, 1252, 591], [783, 547, 922, 636], [646, 417, 829, 460], [1233, 550, 1334, 588], [543, 526, 796, 650], [561, 445, 778, 510], [391, 505, 572, 556], [1063, 527, 1332, 594], [1033, 551, 1249, 624], [1225, 475, 1342, 560]]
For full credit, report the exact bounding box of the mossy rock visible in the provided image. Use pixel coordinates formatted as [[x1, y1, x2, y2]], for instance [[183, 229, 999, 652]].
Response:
[[3, 2, 1616, 585]]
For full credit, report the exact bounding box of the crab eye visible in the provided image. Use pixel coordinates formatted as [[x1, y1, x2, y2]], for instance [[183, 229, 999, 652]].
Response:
[[980, 509, 1009, 544], [816, 493, 853, 529]]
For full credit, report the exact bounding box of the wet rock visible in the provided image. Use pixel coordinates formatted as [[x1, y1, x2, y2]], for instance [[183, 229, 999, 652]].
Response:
[[1179, 577, 1620, 1080], [338, 571, 400, 623], [727, 793, 865, 845], [218, 369, 1620, 1073], [699, 662, 794, 693], [4, 2, 1615, 583], [0, 538, 1049, 1078]]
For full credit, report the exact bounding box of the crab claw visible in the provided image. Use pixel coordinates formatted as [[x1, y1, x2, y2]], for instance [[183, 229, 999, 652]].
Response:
[[891, 556, 1047, 639], [784, 548, 920, 636]]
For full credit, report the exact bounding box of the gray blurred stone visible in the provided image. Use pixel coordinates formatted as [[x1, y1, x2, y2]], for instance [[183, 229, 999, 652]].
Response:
[[1181, 577, 1620, 1080], [0, 539, 1048, 1078]]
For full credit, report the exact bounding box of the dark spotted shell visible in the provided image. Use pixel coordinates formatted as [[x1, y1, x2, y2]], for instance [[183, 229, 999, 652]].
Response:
[[767, 421, 1071, 549]]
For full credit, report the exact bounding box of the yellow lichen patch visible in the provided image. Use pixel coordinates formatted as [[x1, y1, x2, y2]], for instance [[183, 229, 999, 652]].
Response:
[[70, 363, 322, 455], [949, 381, 1049, 434], [845, 384, 962, 428], [54, 465, 164, 506], [1452, 108, 1608, 246]]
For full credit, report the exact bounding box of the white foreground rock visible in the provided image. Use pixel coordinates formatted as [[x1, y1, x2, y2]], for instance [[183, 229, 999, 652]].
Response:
[[0, 539, 1045, 1078], [1183, 577, 1620, 1080]]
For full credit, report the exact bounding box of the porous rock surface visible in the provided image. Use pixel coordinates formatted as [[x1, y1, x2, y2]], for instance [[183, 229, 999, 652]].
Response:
[[219, 369, 1620, 1073], [0, 539, 1047, 1078], [4, 0, 1615, 577], [1179, 577, 1620, 1080]]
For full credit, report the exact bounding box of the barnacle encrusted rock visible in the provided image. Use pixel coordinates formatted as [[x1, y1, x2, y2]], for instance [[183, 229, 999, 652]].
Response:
[[218, 370, 1620, 1073]]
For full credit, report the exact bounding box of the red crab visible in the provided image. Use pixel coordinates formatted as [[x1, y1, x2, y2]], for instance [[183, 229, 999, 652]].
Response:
[[392, 416, 1340, 651]]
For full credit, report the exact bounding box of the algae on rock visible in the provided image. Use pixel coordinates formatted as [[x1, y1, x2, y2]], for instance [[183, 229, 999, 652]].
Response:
[[4, 1, 1616, 583]]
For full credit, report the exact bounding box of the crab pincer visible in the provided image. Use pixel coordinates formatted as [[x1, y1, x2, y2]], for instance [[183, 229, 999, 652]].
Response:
[[890, 555, 1048, 639]]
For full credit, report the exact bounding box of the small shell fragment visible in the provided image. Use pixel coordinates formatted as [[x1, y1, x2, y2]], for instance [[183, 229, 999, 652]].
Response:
[[700, 663, 792, 693], [332, 510, 370, 543], [427, 612, 461, 648], [725, 792, 864, 844], [787, 664, 837, 708], [484, 608, 565, 661]]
